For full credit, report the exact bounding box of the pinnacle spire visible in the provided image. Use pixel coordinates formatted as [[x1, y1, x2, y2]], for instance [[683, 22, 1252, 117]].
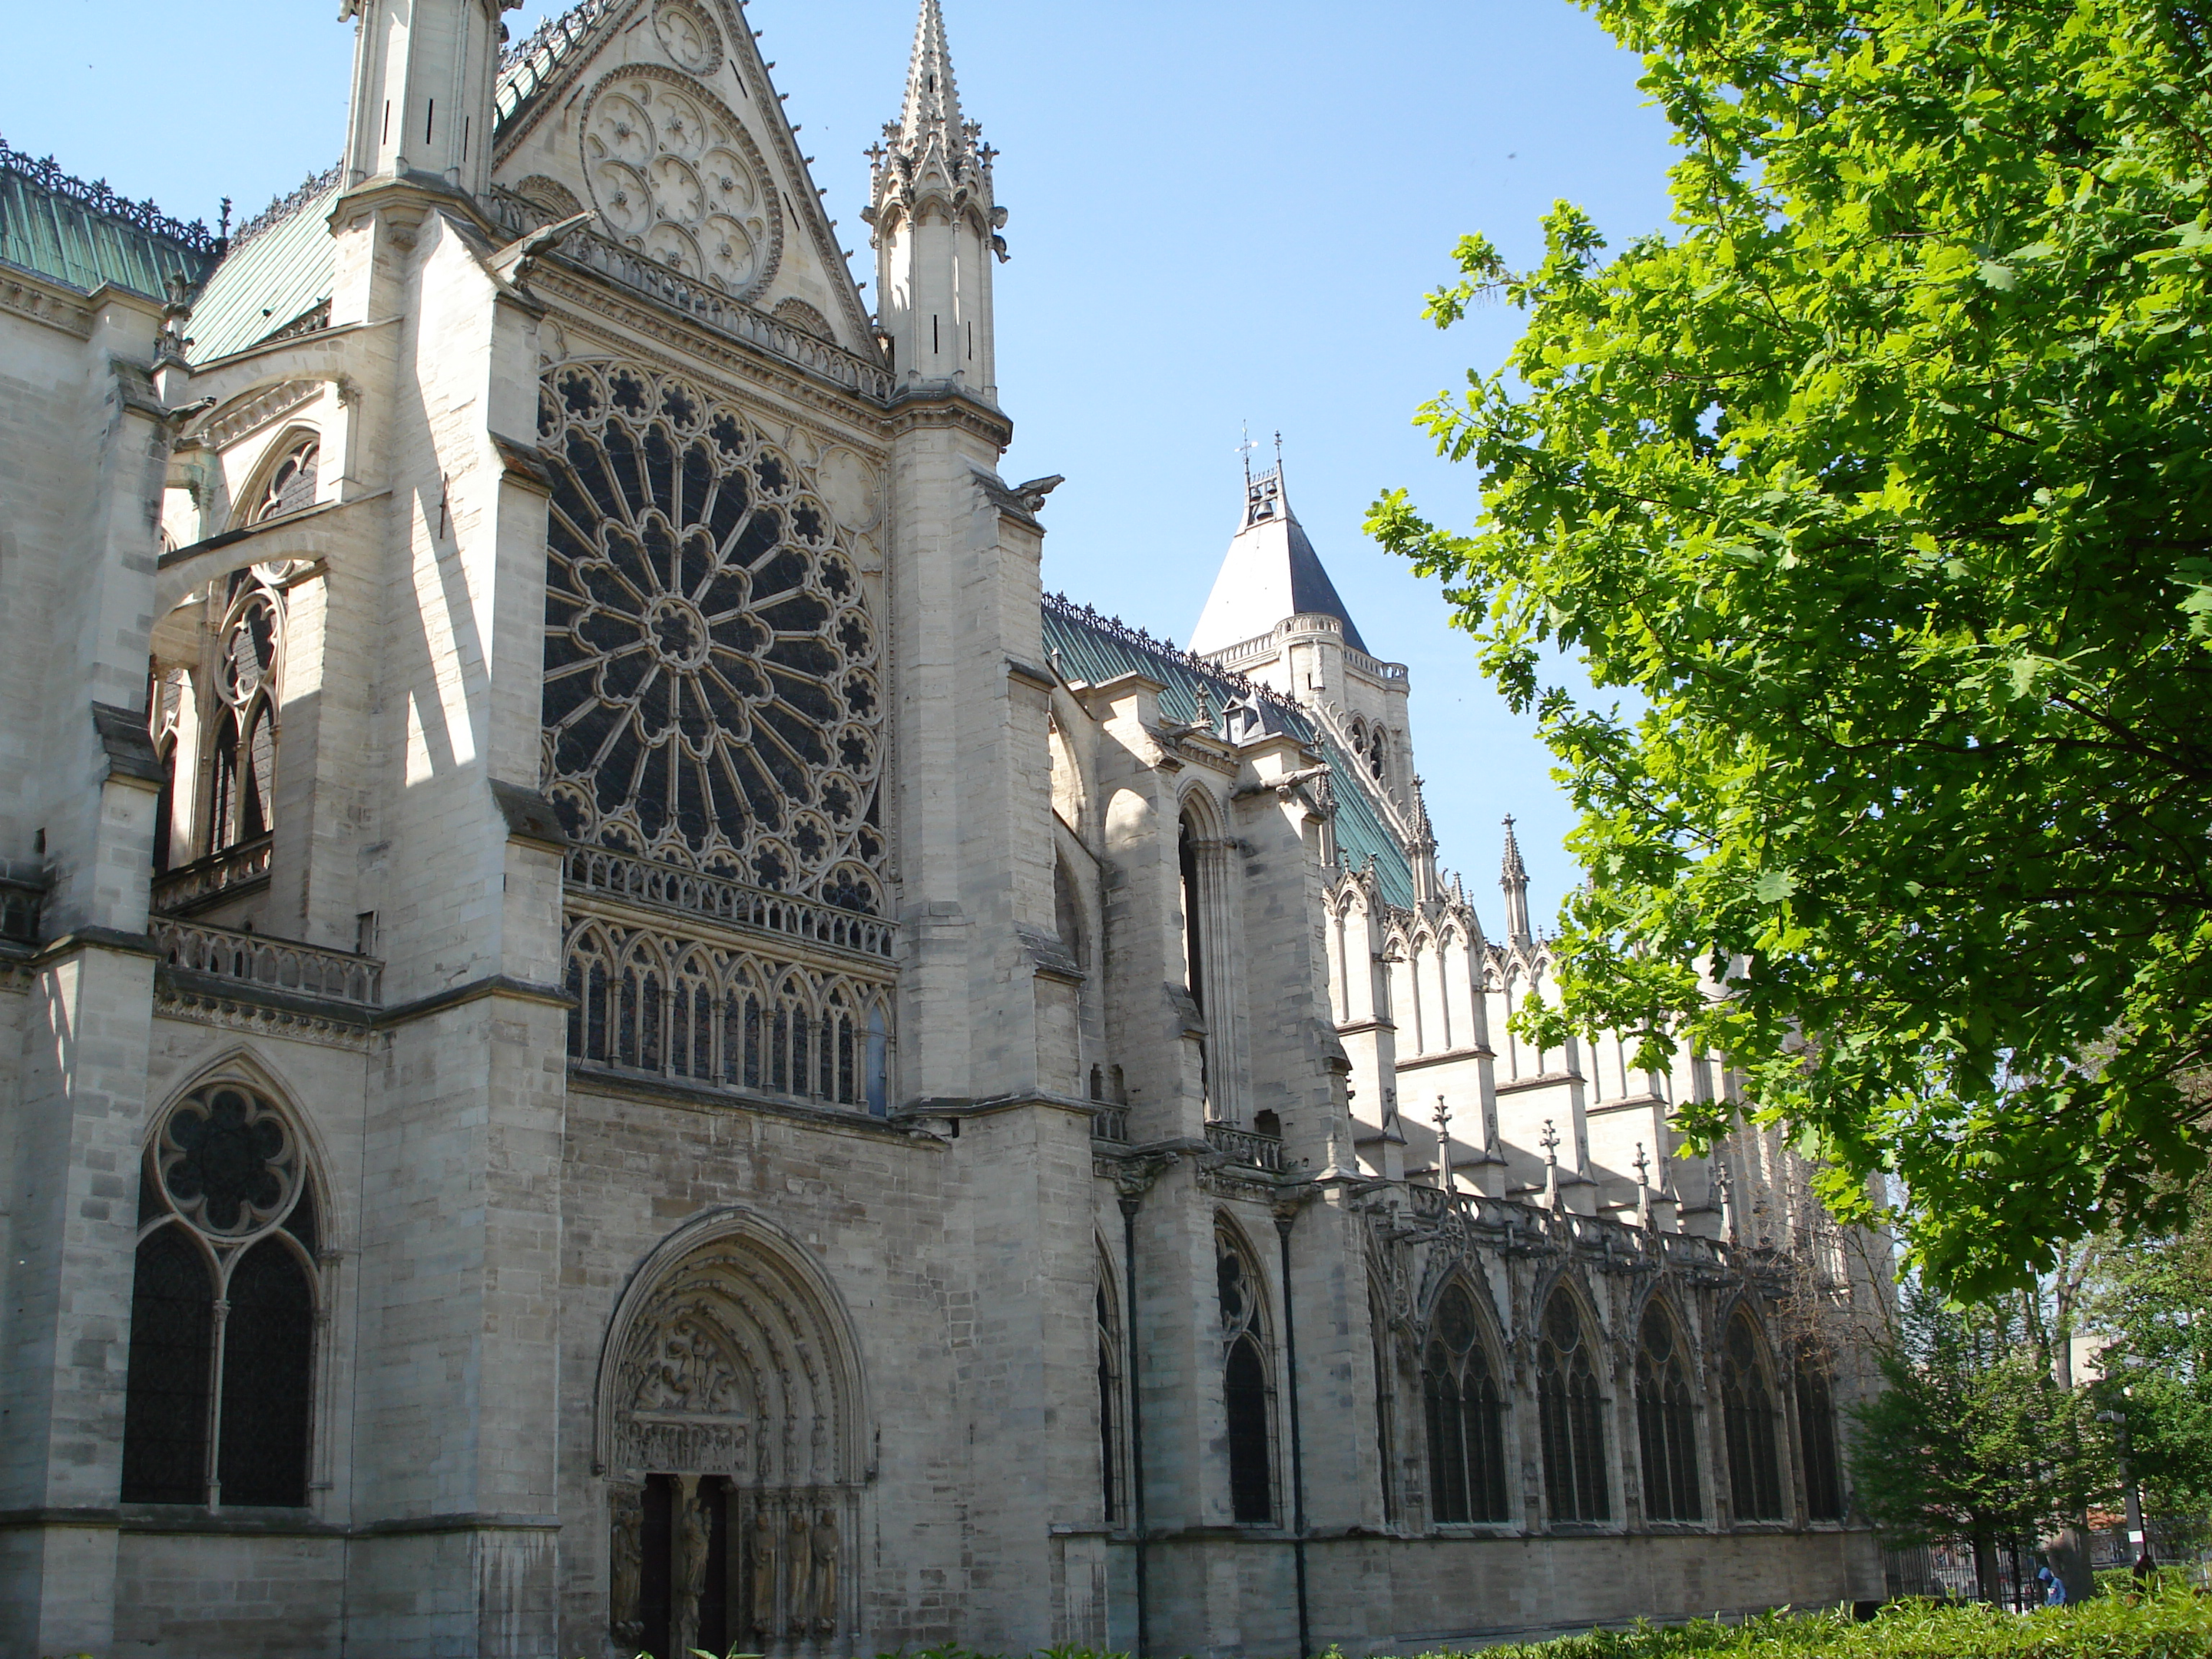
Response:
[[1500, 814, 1533, 946], [899, 0, 965, 147]]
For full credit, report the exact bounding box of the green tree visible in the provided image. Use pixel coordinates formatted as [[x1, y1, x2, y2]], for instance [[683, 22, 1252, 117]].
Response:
[[1368, 0, 2212, 1296], [2087, 1177, 2212, 1521], [1849, 1283, 2113, 1601]]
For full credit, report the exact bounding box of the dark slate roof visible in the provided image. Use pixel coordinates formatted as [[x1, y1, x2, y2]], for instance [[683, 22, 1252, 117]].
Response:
[[1041, 593, 1416, 909], [0, 135, 217, 299], [1278, 510, 1369, 654]]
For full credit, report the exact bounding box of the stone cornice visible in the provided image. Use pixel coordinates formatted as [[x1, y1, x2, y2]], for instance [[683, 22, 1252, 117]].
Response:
[[0, 260, 96, 339]]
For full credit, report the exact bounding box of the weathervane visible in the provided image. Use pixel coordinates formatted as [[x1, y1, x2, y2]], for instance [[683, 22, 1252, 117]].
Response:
[[1237, 422, 1260, 488]]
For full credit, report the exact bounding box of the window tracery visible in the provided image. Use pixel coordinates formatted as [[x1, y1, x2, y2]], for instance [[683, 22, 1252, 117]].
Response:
[[1423, 1281, 1508, 1524], [208, 571, 283, 856], [1634, 1305, 1701, 1522], [121, 1078, 319, 1508], [250, 437, 318, 523], [565, 918, 891, 1114], [1217, 1225, 1274, 1525], [1794, 1356, 1845, 1521], [1723, 1312, 1785, 1521], [1536, 1290, 1609, 1523], [1097, 1278, 1124, 1526], [538, 363, 886, 915]]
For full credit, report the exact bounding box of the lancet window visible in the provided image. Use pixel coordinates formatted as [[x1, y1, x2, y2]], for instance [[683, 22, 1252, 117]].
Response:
[[207, 572, 282, 855], [1796, 1359, 1845, 1521], [565, 919, 890, 1114], [1216, 1226, 1273, 1524], [1536, 1290, 1610, 1523], [1722, 1311, 1785, 1521], [537, 363, 886, 915], [1634, 1305, 1701, 1522], [1423, 1281, 1508, 1524], [121, 1078, 320, 1508], [1097, 1279, 1125, 1527]]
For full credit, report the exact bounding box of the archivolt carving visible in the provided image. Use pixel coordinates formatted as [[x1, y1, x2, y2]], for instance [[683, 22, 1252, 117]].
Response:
[[597, 1210, 865, 1489]]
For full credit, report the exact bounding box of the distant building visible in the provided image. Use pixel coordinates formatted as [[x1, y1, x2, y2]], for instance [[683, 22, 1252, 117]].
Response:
[[0, 2, 1883, 1654]]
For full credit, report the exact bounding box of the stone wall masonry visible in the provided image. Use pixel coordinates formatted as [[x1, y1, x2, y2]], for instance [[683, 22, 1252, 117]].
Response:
[[553, 1075, 969, 1657], [113, 1528, 347, 1657]]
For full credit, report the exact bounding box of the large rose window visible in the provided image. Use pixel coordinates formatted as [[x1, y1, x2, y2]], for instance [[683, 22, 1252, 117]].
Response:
[[539, 363, 886, 915]]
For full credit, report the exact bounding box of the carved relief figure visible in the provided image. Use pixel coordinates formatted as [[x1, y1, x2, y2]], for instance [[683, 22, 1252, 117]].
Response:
[[811, 1508, 840, 1634], [671, 1474, 711, 1659], [749, 1505, 779, 1638], [785, 1508, 813, 1635], [608, 1484, 644, 1646]]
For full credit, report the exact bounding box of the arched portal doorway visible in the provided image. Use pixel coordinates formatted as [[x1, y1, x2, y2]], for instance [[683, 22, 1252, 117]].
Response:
[[597, 1214, 866, 1657]]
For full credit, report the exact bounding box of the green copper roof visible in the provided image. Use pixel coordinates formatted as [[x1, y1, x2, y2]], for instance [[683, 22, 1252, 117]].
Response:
[[0, 137, 217, 299], [186, 165, 342, 364], [1041, 593, 1416, 909]]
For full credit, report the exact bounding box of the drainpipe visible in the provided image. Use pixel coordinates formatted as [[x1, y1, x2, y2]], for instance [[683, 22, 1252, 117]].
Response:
[[1276, 1208, 1311, 1659], [1120, 1191, 1150, 1657]]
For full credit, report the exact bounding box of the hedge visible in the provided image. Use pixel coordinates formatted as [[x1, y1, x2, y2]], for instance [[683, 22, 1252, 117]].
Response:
[[601, 1583, 2212, 1659]]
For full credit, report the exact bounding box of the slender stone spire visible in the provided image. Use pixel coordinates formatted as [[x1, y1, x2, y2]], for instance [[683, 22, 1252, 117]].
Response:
[[1500, 814, 1532, 947], [899, 0, 964, 146], [866, 0, 1005, 397]]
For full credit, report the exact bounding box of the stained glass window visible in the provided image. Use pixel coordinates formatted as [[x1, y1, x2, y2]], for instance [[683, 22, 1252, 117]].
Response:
[[1796, 1362, 1845, 1521], [1537, 1291, 1610, 1523], [1424, 1282, 1508, 1524], [1217, 1229, 1273, 1524], [537, 363, 886, 913], [1635, 1306, 1701, 1522], [120, 1080, 318, 1508], [1723, 1313, 1785, 1521]]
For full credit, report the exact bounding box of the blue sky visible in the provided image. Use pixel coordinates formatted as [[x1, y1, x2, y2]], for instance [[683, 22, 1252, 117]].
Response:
[[2, 0, 1679, 935]]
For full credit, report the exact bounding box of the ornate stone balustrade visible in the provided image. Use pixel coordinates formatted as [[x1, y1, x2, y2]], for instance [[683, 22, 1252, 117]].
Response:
[[1403, 1180, 1745, 1271], [1090, 1104, 1130, 1144], [151, 833, 273, 916], [1204, 1120, 1284, 1172], [565, 845, 897, 962], [151, 917, 383, 1008], [492, 195, 896, 403]]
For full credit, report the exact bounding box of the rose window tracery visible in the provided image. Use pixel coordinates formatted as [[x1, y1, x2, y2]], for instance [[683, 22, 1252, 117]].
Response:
[[539, 363, 886, 915], [581, 67, 779, 300]]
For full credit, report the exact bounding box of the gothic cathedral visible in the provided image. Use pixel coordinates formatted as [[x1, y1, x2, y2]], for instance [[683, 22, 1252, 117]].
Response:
[[0, 2, 1884, 1654]]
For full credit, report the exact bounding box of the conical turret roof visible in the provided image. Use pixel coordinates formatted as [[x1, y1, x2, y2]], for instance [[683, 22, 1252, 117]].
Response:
[[1188, 463, 1369, 656]]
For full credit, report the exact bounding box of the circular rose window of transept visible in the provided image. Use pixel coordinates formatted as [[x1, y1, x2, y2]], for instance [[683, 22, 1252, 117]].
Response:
[[538, 363, 886, 915]]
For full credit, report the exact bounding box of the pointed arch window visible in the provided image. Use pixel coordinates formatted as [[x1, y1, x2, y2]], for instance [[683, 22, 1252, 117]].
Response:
[[1423, 1282, 1508, 1523], [1795, 1358, 1845, 1522], [207, 574, 282, 856], [1097, 1280, 1126, 1527], [1722, 1312, 1784, 1521], [122, 1080, 320, 1508], [1217, 1227, 1273, 1524], [1537, 1290, 1610, 1523], [250, 437, 319, 523], [1635, 1306, 1701, 1521]]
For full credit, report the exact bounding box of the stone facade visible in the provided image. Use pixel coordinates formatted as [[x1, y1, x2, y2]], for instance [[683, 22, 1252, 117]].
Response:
[[0, 3, 1885, 1655]]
